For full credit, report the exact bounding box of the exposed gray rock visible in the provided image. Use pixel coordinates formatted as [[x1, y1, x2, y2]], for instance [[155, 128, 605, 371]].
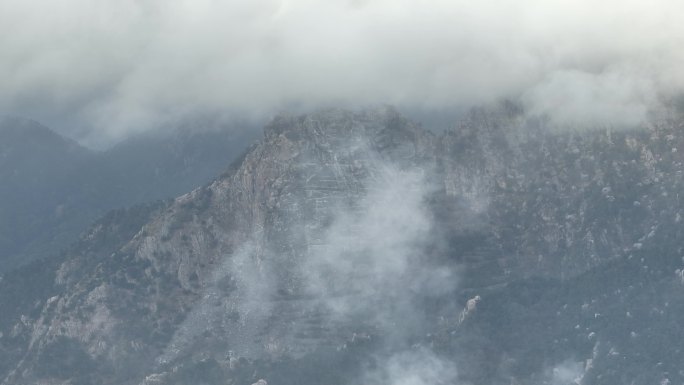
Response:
[[3, 105, 684, 384]]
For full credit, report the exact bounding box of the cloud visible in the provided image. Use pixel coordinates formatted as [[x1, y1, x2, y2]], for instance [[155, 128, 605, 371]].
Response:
[[150, 117, 459, 368], [523, 69, 658, 128], [2, 0, 682, 143], [360, 347, 459, 385], [548, 360, 585, 385], [302, 162, 456, 336]]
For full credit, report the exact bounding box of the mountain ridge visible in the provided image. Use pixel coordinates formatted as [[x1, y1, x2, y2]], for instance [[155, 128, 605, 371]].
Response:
[[2, 106, 684, 384], [0, 117, 254, 272]]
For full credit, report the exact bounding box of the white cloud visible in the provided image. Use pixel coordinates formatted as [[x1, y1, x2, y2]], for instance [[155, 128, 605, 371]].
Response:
[[1, 0, 682, 144], [549, 360, 585, 385], [360, 347, 459, 385]]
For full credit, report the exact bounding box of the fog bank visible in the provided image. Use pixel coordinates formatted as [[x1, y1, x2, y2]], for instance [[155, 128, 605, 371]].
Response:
[[1, 0, 682, 145]]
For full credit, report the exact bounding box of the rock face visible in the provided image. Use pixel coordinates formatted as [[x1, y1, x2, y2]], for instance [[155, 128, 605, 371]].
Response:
[[2, 105, 684, 385], [441, 105, 684, 279]]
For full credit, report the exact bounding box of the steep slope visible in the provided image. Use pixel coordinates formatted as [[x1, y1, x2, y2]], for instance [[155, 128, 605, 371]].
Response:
[[2, 107, 448, 384], [435, 105, 684, 384], [441, 104, 684, 278], [0, 118, 253, 272], [0, 117, 94, 269], [2, 106, 684, 384], [0, 202, 167, 383], [99, 124, 259, 207]]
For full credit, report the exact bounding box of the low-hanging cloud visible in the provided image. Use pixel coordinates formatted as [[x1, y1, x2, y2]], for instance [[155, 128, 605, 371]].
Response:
[[302, 163, 456, 336], [1, 0, 683, 145], [359, 347, 459, 385], [147, 119, 460, 374]]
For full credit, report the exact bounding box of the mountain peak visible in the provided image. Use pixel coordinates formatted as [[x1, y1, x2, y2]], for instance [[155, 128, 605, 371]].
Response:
[[260, 107, 433, 167], [0, 116, 85, 153], [265, 106, 408, 136]]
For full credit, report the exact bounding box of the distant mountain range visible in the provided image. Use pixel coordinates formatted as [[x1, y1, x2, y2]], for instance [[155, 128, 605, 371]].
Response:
[[0, 116, 257, 272], [2, 105, 684, 384]]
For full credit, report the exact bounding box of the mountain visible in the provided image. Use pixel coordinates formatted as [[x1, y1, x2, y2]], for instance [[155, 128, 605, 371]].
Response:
[[0, 117, 95, 270], [100, 124, 258, 207], [1, 106, 684, 384], [0, 117, 255, 272]]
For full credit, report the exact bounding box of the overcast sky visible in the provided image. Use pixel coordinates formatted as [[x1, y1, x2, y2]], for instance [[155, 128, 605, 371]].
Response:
[[1, 0, 682, 146]]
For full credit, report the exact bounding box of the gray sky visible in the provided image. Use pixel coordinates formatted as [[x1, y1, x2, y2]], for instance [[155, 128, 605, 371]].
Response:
[[1, 0, 682, 146]]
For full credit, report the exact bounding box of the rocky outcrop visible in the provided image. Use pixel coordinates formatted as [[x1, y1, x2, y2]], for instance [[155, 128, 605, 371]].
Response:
[[2, 105, 684, 384]]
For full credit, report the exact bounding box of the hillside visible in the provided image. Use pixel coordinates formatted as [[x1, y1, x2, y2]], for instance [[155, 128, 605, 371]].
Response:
[[1, 106, 683, 384], [0, 117, 253, 272]]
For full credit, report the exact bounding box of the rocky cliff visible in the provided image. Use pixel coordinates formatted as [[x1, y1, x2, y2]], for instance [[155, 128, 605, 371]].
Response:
[[2, 105, 684, 385]]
